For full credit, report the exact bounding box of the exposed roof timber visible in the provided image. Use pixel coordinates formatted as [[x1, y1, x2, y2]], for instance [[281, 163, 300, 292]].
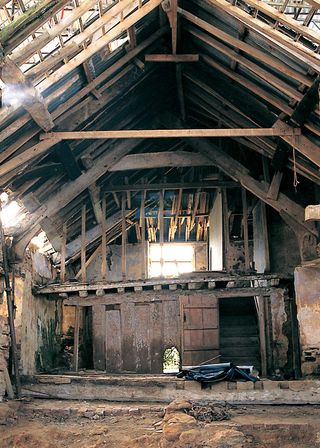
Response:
[[201, 58, 320, 167], [1, 0, 70, 53], [0, 57, 54, 131], [65, 209, 136, 258], [81, 156, 103, 223], [35, 0, 163, 91], [187, 137, 317, 236], [185, 72, 320, 183], [239, 0, 320, 45], [145, 53, 199, 61], [0, 27, 167, 146], [10, 0, 99, 65], [200, 0, 320, 71], [0, 73, 78, 147], [0, 28, 167, 179], [109, 150, 213, 170], [200, 54, 320, 138], [40, 128, 301, 139], [102, 180, 238, 191], [186, 25, 305, 103], [179, 7, 314, 86], [161, 0, 178, 53], [25, 138, 144, 225], [24, 0, 140, 83]]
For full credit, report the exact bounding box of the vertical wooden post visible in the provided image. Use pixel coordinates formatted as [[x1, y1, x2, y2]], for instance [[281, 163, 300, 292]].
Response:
[[101, 195, 107, 281], [121, 192, 127, 280], [60, 222, 67, 283], [73, 306, 81, 372], [257, 295, 267, 378], [241, 187, 250, 271], [159, 189, 164, 276], [81, 204, 87, 283], [141, 190, 146, 279], [222, 188, 230, 271]]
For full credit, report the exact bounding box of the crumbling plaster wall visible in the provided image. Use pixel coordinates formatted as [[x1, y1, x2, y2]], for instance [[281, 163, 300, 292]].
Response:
[[86, 242, 207, 283], [0, 249, 62, 387], [268, 212, 301, 275], [295, 264, 320, 376]]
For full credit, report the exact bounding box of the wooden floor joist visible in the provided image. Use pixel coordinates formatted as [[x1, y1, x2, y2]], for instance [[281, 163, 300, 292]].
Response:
[[40, 128, 301, 140]]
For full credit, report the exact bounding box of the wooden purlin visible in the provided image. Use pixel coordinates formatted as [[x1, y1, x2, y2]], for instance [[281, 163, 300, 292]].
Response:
[[184, 71, 320, 184], [1, 0, 70, 53], [187, 137, 317, 236], [199, 0, 320, 71], [179, 7, 315, 85], [32, 0, 164, 91], [0, 28, 168, 179]]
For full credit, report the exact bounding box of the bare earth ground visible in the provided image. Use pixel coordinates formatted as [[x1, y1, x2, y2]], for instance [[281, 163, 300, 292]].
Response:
[[1, 400, 320, 448]]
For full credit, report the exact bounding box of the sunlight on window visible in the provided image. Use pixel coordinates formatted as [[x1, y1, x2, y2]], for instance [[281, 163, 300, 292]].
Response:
[[149, 244, 194, 278], [0, 194, 25, 228]]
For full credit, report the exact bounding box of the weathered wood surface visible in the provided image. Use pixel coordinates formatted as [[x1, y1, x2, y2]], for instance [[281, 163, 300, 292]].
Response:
[[40, 127, 301, 140], [180, 294, 219, 366], [64, 288, 273, 307], [92, 297, 180, 373], [145, 54, 199, 62], [109, 151, 212, 171]]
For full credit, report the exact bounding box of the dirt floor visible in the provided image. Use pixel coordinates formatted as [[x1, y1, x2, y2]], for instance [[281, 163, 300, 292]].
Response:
[[1, 400, 320, 447]]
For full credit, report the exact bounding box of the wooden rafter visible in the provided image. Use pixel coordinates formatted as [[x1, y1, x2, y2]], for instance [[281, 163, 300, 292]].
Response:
[[187, 137, 317, 236], [200, 0, 320, 71], [0, 57, 54, 131]]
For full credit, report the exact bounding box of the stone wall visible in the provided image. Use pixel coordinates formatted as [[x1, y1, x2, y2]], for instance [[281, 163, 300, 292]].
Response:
[[0, 314, 9, 400], [295, 264, 320, 376]]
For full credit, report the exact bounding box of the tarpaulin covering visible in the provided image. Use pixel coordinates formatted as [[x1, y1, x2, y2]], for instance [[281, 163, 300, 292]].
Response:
[[177, 363, 259, 385]]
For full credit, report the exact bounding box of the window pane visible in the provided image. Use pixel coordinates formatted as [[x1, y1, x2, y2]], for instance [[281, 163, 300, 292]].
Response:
[[163, 262, 178, 277], [150, 262, 161, 277], [177, 262, 193, 274], [150, 245, 161, 261], [175, 246, 194, 261]]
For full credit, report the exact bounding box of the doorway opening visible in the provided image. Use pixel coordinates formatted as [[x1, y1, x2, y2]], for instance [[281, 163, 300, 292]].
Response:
[[163, 346, 180, 373]]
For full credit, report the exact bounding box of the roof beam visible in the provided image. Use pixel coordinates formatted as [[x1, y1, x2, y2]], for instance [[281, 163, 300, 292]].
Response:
[[179, 7, 314, 86], [187, 138, 317, 236], [25, 139, 144, 224], [186, 25, 305, 103], [34, 0, 163, 91], [0, 27, 167, 156], [102, 180, 238, 192], [0, 0, 69, 53], [40, 128, 301, 140], [184, 71, 320, 183], [109, 151, 212, 170], [199, 54, 320, 165], [25, 0, 138, 82], [0, 57, 54, 131], [65, 210, 135, 259], [10, 0, 98, 65], [238, 0, 320, 46], [200, 0, 320, 71], [145, 54, 199, 61]]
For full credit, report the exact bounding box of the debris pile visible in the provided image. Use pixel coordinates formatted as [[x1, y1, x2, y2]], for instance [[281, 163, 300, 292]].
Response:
[[187, 404, 231, 422]]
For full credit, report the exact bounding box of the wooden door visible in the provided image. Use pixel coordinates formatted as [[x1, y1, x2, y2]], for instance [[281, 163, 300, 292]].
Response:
[[180, 294, 219, 367]]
